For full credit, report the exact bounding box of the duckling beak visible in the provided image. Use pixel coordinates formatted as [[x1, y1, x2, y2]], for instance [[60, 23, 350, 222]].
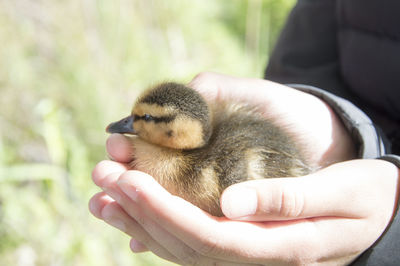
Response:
[[106, 115, 136, 135]]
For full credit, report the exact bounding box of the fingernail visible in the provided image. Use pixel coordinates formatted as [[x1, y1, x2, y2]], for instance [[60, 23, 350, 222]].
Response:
[[221, 187, 257, 219], [130, 239, 148, 253], [102, 187, 122, 203], [117, 179, 140, 202]]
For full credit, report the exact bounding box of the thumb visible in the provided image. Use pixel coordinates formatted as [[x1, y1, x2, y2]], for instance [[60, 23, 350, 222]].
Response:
[[220, 176, 324, 221], [220, 160, 398, 221]]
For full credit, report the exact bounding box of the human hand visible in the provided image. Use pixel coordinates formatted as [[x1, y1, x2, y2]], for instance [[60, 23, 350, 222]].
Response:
[[188, 72, 356, 168], [89, 72, 397, 265], [89, 134, 399, 265]]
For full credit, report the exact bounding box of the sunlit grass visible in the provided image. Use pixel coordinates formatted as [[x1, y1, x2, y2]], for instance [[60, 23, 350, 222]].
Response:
[[0, 0, 295, 265]]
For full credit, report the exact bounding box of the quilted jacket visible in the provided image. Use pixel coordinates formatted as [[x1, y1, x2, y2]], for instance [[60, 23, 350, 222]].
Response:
[[265, 0, 400, 264]]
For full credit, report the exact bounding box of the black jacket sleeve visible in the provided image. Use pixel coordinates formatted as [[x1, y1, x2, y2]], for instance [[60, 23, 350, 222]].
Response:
[[287, 85, 400, 265], [264, 0, 400, 264], [287, 84, 387, 159], [355, 155, 400, 266]]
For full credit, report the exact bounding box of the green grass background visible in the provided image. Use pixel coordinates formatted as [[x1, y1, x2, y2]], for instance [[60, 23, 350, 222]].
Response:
[[0, 0, 295, 265]]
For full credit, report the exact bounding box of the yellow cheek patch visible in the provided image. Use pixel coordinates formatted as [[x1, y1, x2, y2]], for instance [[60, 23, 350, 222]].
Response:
[[166, 115, 205, 149], [134, 113, 205, 150], [140, 122, 171, 145]]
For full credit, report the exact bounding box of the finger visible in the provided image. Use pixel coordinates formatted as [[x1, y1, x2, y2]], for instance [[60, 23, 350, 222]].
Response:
[[115, 167, 397, 265], [106, 133, 133, 163], [110, 172, 215, 265], [187, 72, 221, 101], [221, 160, 399, 221], [129, 239, 149, 253], [104, 208, 180, 264], [101, 201, 180, 263], [116, 171, 267, 265], [88, 191, 114, 219], [187, 72, 304, 114], [92, 178, 181, 264], [92, 160, 128, 187], [188, 72, 253, 103]]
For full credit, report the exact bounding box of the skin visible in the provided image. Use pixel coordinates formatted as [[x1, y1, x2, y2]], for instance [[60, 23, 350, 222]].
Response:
[[89, 72, 400, 265]]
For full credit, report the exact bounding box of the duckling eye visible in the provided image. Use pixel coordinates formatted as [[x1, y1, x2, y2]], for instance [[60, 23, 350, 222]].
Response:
[[143, 114, 153, 122]]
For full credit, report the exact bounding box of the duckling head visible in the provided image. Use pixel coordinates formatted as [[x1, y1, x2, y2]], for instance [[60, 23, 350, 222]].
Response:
[[106, 82, 212, 150]]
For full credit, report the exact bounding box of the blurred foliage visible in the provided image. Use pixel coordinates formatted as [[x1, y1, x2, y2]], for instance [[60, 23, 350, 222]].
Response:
[[0, 0, 295, 265]]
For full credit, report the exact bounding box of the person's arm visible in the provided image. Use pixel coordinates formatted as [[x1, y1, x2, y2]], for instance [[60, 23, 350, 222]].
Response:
[[265, 0, 400, 263], [89, 73, 400, 265], [90, 157, 399, 265], [352, 156, 400, 265], [287, 84, 400, 265]]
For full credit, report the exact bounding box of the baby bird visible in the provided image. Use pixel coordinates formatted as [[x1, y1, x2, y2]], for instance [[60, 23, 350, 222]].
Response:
[[106, 82, 311, 216]]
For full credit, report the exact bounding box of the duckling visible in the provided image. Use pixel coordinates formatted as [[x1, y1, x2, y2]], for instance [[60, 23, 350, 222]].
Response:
[[106, 82, 311, 216]]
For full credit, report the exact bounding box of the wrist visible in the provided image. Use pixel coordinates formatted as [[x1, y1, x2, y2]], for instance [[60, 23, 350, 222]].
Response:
[[263, 86, 357, 167], [288, 84, 388, 160]]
